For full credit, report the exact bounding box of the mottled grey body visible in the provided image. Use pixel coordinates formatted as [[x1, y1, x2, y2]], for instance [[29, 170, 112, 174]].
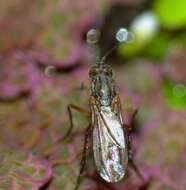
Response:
[[89, 64, 128, 183]]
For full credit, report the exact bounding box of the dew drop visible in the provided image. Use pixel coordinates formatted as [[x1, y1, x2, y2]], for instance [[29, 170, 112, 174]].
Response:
[[116, 28, 134, 43], [86, 29, 100, 44], [44, 66, 56, 77], [116, 28, 128, 42]]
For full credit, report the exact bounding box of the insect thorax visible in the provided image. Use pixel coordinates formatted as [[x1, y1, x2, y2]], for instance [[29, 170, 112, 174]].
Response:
[[89, 64, 116, 106]]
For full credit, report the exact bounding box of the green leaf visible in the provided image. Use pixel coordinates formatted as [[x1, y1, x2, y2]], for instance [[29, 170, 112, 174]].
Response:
[[0, 147, 52, 190], [118, 12, 159, 58], [162, 80, 186, 108], [142, 33, 171, 60], [154, 0, 186, 29]]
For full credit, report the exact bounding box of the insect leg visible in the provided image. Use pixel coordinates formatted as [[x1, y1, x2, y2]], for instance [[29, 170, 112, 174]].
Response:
[[127, 134, 144, 180], [43, 105, 90, 158], [74, 124, 91, 190], [122, 108, 144, 179], [58, 104, 90, 142], [111, 95, 143, 179], [76, 82, 88, 91]]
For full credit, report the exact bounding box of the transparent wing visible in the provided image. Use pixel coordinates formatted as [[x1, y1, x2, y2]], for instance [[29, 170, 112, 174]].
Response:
[[93, 106, 128, 183]]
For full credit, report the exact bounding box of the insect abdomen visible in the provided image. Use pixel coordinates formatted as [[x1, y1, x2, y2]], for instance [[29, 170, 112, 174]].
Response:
[[92, 105, 128, 182]]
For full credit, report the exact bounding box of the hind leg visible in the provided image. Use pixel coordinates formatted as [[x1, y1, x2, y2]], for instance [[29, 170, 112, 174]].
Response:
[[74, 124, 92, 190], [60, 104, 90, 142], [127, 134, 144, 180], [111, 95, 143, 178], [121, 107, 143, 180], [54, 104, 90, 144]]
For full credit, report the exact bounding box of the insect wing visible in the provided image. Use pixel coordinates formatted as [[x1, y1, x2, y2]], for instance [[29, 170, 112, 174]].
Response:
[[93, 106, 128, 183]]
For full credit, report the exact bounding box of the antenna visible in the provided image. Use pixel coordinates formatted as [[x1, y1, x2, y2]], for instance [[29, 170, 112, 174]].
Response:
[[100, 45, 117, 64], [100, 28, 134, 64], [86, 28, 134, 65]]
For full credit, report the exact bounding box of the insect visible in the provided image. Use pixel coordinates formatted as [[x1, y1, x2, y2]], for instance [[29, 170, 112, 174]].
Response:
[[59, 28, 143, 190]]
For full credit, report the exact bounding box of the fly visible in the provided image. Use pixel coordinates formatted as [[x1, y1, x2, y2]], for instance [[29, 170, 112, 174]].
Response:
[[89, 60, 128, 183], [48, 28, 144, 190]]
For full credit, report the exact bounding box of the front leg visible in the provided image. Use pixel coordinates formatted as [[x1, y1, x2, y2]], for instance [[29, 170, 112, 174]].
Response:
[[74, 124, 92, 190], [56, 104, 90, 143], [43, 104, 90, 158]]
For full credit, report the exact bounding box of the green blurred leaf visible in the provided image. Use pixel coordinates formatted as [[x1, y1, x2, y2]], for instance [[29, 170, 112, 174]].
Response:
[[154, 0, 186, 29], [162, 80, 186, 108], [172, 32, 186, 45], [142, 33, 171, 60], [118, 12, 159, 58], [118, 38, 144, 58]]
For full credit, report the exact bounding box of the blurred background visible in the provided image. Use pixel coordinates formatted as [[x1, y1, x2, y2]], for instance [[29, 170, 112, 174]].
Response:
[[0, 0, 186, 190]]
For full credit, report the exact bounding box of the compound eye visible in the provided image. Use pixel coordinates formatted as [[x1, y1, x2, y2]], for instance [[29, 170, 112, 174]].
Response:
[[103, 67, 112, 76], [89, 70, 94, 77], [89, 69, 96, 77], [89, 67, 100, 77]]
